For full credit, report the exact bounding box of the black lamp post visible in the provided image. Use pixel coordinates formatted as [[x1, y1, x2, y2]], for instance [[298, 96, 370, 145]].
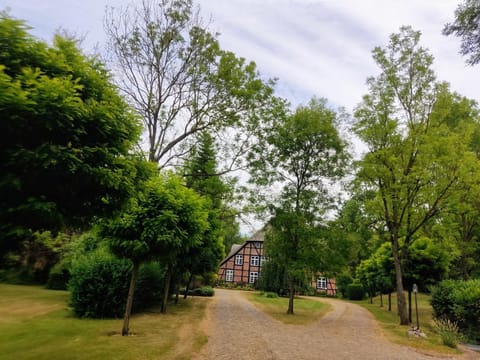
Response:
[[412, 283, 419, 330]]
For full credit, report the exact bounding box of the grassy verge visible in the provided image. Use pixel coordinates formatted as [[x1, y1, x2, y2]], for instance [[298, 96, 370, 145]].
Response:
[[351, 293, 462, 356], [0, 284, 209, 360], [246, 292, 331, 325]]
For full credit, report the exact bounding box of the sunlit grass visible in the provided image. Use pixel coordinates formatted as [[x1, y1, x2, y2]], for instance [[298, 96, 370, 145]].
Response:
[[352, 292, 462, 356], [246, 292, 331, 325], [0, 284, 208, 360]]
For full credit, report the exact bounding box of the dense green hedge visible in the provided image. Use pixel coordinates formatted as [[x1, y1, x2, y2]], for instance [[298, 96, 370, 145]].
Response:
[[346, 283, 365, 300], [69, 252, 164, 318], [430, 279, 480, 343], [181, 286, 215, 297]]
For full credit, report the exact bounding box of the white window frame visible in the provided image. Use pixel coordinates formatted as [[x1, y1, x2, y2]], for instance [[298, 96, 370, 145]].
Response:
[[225, 269, 234, 282], [235, 254, 243, 265], [317, 277, 327, 290], [249, 271, 259, 284], [250, 255, 260, 266]]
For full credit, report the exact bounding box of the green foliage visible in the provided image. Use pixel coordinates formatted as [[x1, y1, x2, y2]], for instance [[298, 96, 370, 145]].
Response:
[[336, 273, 353, 298], [443, 0, 480, 65], [347, 283, 365, 300], [0, 12, 150, 256], [186, 286, 215, 297], [353, 26, 478, 324], [256, 258, 289, 295], [45, 262, 70, 290], [432, 317, 461, 348], [69, 251, 132, 318], [69, 251, 164, 318], [105, 0, 280, 168], [430, 279, 480, 343], [249, 98, 349, 313]]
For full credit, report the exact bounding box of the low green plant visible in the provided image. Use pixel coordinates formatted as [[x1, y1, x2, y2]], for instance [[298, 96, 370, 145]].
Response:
[[188, 286, 214, 297], [432, 317, 461, 348], [264, 291, 279, 298], [347, 282, 365, 300]]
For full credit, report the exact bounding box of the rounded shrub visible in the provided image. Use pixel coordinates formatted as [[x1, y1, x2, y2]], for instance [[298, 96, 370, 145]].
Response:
[[347, 283, 365, 300], [69, 251, 165, 318], [431, 279, 480, 344], [69, 251, 131, 318]]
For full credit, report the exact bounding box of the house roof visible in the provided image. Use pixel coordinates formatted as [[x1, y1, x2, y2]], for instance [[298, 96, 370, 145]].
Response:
[[220, 229, 265, 266]]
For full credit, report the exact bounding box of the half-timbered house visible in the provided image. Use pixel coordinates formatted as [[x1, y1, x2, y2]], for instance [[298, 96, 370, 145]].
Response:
[[217, 229, 265, 286], [218, 229, 337, 295]]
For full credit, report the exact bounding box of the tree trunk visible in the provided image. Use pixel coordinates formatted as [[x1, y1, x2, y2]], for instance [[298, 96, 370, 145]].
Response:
[[122, 262, 140, 336], [380, 292, 383, 307], [392, 238, 408, 324], [184, 273, 193, 300], [408, 290, 412, 324], [175, 282, 180, 305], [388, 292, 391, 311], [287, 277, 295, 314], [161, 263, 173, 314]]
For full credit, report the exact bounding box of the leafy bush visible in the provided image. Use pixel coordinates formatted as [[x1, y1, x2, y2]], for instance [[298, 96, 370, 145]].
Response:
[[46, 262, 70, 290], [431, 279, 480, 343], [336, 273, 353, 298], [188, 286, 215, 297], [347, 282, 365, 300], [263, 291, 278, 298], [69, 251, 165, 318]]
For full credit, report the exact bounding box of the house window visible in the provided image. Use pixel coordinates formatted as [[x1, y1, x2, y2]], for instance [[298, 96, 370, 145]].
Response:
[[235, 255, 243, 265], [317, 277, 327, 289], [226, 269, 234, 282], [260, 256, 266, 266], [250, 256, 260, 266], [249, 272, 259, 284]]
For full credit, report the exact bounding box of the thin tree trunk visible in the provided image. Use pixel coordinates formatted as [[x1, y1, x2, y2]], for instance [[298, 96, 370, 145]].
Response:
[[380, 292, 383, 307], [122, 262, 140, 336], [161, 263, 173, 314], [184, 273, 194, 299], [388, 292, 391, 311], [287, 277, 295, 314], [408, 290, 412, 324], [175, 282, 180, 304], [392, 238, 408, 324]]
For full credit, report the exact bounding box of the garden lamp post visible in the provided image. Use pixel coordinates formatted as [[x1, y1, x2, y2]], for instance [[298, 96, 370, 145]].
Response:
[[413, 283, 419, 329]]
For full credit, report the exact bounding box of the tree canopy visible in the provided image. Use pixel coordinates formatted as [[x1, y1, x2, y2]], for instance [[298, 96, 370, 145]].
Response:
[[105, 0, 282, 170], [250, 97, 349, 314], [0, 12, 149, 257], [444, 0, 480, 65]]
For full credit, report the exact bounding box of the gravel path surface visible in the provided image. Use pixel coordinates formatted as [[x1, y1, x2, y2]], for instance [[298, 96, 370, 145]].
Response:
[[193, 289, 477, 360]]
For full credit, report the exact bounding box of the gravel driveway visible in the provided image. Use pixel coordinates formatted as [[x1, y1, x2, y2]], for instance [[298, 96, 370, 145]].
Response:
[[193, 289, 476, 360]]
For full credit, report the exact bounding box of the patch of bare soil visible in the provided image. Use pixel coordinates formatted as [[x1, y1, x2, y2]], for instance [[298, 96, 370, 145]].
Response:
[[193, 289, 478, 360]]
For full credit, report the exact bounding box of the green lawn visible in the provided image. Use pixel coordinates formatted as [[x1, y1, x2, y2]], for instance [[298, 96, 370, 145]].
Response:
[[246, 292, 331, 325], [0, 284, 208, 360], [352, 292, 462, 356]]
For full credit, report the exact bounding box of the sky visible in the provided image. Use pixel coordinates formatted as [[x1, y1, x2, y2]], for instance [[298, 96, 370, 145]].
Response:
[[3, 0, 479, 113], [3, 0, 480, 234]]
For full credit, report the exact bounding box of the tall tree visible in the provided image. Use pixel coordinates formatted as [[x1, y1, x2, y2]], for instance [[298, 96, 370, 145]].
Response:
[[353, 27, 476, 325], [0, 12, 149, 257], [444, 0, 480, 65], [104, 0, 279, 169], [249, 98, 349, 314], [102, 173, 209, 335]]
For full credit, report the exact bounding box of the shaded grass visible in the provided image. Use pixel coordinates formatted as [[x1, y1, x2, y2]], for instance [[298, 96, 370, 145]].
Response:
[[0, 284, 208, 360], [246, 292, 331, 325], [352, 292, 462, 356]]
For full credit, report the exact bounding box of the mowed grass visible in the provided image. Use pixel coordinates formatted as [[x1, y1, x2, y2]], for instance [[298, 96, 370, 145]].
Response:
[[354, 293, 462, 356], [246, 292, 331, 325], [0, 284, 209, 360]]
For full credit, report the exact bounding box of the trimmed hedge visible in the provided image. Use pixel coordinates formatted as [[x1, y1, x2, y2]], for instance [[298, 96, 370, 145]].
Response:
[[181, 286, 215, 297], [430, 279, 480, 343], [347, 283, 365, 300], [69, 252, 164, 318]]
